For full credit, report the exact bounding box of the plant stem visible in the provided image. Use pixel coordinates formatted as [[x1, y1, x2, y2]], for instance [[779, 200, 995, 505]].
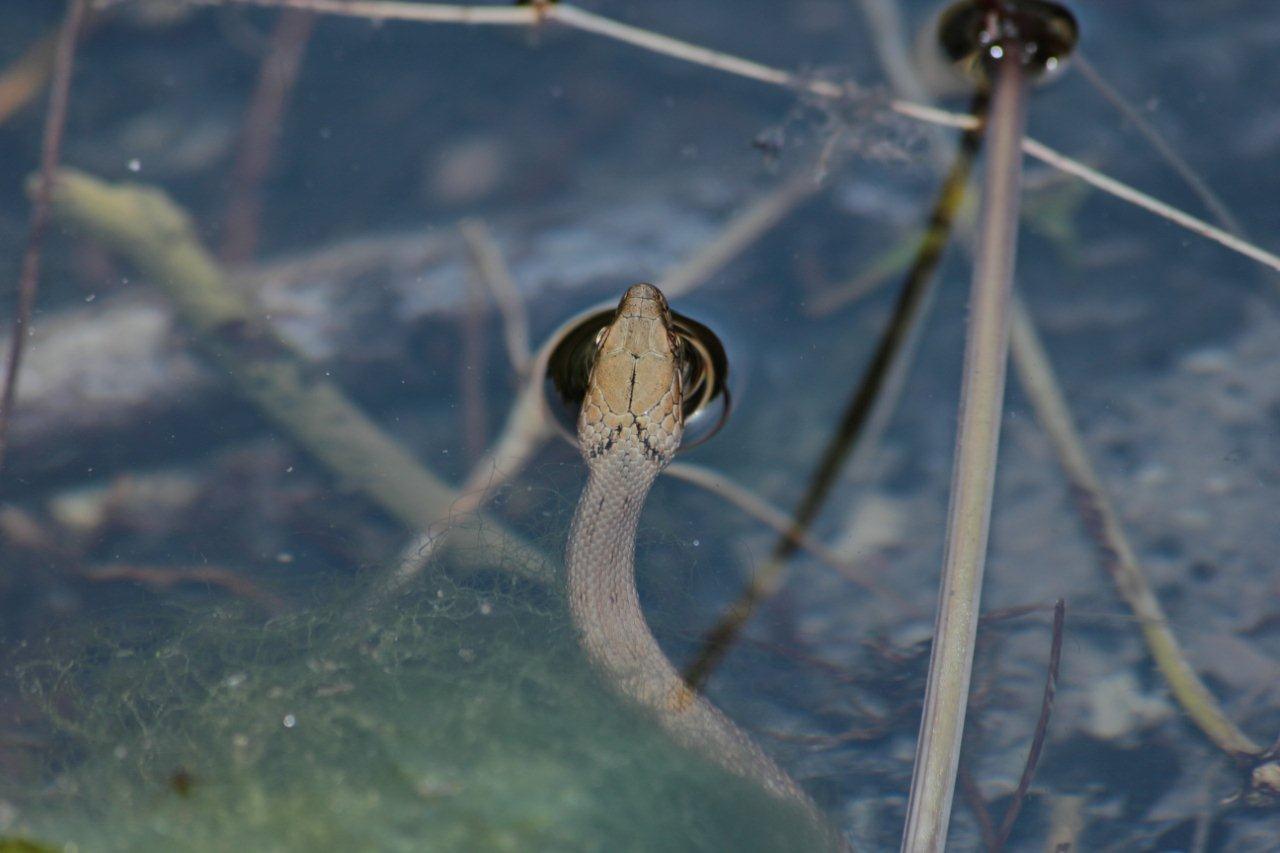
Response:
[[40, 168, 553, 585], [901, 51, 1029, 852], [0, 0, 87, 478], [681, 106, 983, 692], [1009, 297, 1261, 758]]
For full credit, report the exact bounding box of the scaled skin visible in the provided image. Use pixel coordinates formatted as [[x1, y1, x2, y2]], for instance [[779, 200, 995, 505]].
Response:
[[577, 283, 683, 466], [566, 283, 840, 848]]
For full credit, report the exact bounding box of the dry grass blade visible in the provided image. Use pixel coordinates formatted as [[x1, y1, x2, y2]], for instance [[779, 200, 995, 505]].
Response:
[[1072, 52, 1244, 237], [196, 0, 539, 24], [0, 0, 89, 478], [1008, 299, 1260, 758]]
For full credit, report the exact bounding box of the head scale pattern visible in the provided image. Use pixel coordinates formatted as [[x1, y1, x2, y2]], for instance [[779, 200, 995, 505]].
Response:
[[577, 283, 684, 470]]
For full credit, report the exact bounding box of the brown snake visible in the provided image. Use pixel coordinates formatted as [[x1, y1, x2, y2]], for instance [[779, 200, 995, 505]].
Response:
[[565, 284, 838, 843]]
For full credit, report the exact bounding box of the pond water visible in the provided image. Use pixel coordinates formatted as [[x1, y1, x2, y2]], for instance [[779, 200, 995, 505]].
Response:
[[1, 1, 1279, 850]]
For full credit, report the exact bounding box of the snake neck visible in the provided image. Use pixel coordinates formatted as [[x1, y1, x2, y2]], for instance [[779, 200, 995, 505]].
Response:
[[565, 451, 834, 838], [566, 453, 665, 706]]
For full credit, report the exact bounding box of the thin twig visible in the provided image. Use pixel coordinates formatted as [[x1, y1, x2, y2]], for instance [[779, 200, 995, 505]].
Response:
[[196, 0, 543, 25], [993, 599, 1065, 851], [0, 30, 58, 126], [658, 173, 819, 298], [1008, 298, 1260, 758], [1018, 137, 1280, 275], [0, 0, 88, 478], [459, 228, 489, 465], [193, 0, 1280, 277], [459, 219, 531, 376], [1073, 52, 1244, 237], [83, 563, 286, 612], [664, 461, 892, 601], [221, 7, 315, 265], [903, 51, 1029, 853], [894, 100, 1280, 275]]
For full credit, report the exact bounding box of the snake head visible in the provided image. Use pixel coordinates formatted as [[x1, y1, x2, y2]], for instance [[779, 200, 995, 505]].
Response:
[[578, 283, 684, 468]]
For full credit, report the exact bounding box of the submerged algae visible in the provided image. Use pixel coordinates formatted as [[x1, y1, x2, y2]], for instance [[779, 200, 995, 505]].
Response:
[[2, 572, 832, 852]]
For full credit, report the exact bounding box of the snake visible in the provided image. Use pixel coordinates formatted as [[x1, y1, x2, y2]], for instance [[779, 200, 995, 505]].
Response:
[[565, 283, 837, 841]]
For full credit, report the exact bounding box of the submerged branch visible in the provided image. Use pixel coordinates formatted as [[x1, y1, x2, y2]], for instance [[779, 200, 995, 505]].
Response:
[[39, 168, 553, 583]]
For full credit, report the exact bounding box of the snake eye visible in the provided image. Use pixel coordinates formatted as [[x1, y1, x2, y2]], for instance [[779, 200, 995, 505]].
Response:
[[543, 305, 732, 450]]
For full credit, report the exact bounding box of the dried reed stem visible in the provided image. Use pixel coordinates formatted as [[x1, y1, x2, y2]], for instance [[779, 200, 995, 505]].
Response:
[[191, 1, 1280, 289], [1008, 298, 1260, 758], [902, 54, 1029, 852]]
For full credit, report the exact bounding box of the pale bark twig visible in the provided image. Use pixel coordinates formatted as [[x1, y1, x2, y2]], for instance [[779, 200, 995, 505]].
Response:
[[459, 219, 531, 376]]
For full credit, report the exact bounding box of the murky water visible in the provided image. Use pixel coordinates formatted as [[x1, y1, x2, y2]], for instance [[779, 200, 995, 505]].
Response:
[[2, 1, 1279, 850]]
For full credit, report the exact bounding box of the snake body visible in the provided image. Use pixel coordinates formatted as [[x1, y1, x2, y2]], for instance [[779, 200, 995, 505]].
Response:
[[565, 284, 832, 834]]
